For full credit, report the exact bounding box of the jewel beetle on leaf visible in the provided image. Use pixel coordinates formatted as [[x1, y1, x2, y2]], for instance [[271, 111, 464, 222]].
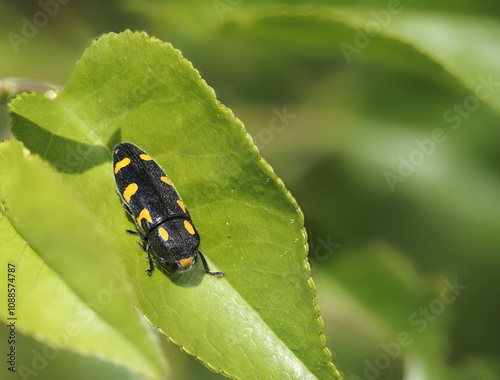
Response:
[[113, 142, 224, 277]]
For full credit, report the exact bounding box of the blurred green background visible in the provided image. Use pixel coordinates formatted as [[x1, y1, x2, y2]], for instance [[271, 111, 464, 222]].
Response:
[[1, 1, 500, 379]]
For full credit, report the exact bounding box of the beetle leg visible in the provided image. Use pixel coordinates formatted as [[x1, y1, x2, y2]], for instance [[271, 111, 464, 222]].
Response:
[[128, 232, 153, 274], [127, 229, 146, 239], [145, 243, 155, 275], [123, 202, 133, 215], [198, 251, 224, 277], [127, 229, 148, 245], [135, 240, 147, 252]]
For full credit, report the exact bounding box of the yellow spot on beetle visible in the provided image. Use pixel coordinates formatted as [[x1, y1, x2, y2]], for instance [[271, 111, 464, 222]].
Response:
[[136, 208, 152, 232], [180, 257, 193, 267], [184, 220, 195, 235], [158, 227, 169, 241], [161, 176, 172, 186], [177, 200, 187, 213], [114, 149, 119, 154], [114, 158, 130, 174], [140, 154, 153, 161], [123, 183, 138, 203]]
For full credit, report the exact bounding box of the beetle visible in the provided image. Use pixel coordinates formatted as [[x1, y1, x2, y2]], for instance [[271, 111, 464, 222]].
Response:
[[113, 142, 224, 277]]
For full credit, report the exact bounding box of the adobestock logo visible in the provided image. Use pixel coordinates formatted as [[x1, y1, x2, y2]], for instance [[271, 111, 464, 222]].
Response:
[[384, 129, 448, 192], [253, 106, 296, 152], [350, 277, 467, 380], [308, 235, 341, 273], [340, 0, 406, 63], [384, 74, 500, 192], [7, 0, 71, 53], [213, 0, 243, 21]]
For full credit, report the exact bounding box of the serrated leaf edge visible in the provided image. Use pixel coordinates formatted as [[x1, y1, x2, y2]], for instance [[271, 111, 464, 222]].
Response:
[[111, 29, 340, 379]]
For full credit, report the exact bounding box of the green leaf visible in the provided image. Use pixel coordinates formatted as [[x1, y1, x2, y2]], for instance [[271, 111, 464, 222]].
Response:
[[8, 31, 340, 379], [0, 139, 166, 379]]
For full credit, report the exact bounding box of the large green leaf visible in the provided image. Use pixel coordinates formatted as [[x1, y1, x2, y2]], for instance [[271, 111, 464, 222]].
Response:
[[7, 31, 340, 379], [0, 139, 166, 379]]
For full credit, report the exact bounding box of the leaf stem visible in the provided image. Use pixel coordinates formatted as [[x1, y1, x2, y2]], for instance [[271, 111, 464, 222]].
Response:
[[0, 78, 60, 101]]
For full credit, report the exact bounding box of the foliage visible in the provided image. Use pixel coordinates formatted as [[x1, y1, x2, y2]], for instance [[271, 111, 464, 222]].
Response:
[[1, 1, 500, 379]]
